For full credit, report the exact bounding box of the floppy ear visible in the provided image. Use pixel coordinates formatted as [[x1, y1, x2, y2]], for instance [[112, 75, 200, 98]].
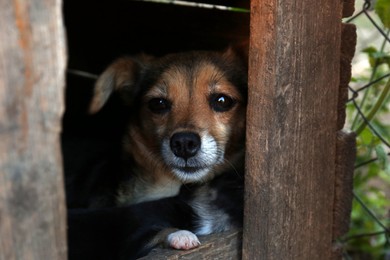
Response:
[[89, 55, 152, 114]]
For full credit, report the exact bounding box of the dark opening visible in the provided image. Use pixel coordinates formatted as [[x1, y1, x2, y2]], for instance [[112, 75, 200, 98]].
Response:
[[62, 0, 249, 209]]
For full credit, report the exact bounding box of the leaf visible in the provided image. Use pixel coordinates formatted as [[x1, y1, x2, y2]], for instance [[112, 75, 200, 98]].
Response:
[[375, 0, 390, 29], [358, 127, 375, 145], [371, 119, 390, 141], [362, 47, 378, 54], [362, 47, 390, 67], [375, 145, 389, 170], [362, 47, 378, 67], [375, 53, 390, 68]]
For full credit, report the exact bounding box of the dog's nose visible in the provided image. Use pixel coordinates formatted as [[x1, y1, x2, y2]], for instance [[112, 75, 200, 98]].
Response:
[[170, 132, 201, 160]]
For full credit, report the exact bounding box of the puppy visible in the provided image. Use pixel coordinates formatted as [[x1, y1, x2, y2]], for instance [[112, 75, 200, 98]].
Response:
[[89, 49, 247, 205], [68, 49, 247, 259]]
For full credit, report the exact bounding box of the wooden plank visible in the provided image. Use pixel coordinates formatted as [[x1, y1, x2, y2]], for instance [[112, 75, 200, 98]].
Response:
[[243, 0, 343, 259], [342, 0, 355, 18], [0, 0, 67, 259], [337, 23, 356, 130], [332, 21, 356, 259], [141, 230, 242, 260], [332, 131, 356, 258]]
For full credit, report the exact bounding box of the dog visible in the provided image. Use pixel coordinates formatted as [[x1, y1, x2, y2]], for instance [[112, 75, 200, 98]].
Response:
[[67, 49, 247, 259]]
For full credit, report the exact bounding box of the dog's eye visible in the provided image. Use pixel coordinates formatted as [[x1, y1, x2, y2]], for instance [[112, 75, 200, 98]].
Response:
[[209, 94, 236, 112], [148, 98, 171, 114]]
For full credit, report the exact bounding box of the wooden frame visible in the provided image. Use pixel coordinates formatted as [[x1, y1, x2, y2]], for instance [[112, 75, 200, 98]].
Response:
[[243, 0, 355, 258], [0, 0, 355, 259], [0, 0, 67, 259]]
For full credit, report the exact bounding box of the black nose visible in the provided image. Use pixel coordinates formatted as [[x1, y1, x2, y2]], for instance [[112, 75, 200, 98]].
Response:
[[170, 132, 201, 160]]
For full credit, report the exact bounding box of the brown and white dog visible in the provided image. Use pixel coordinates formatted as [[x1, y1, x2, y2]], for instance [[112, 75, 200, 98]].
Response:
[[68, 49, 247, 259], [89, 49, 247, 205]]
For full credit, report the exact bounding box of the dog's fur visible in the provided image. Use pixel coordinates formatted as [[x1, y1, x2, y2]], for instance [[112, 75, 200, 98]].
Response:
[[67, 49, 247, 259], [89, 49, 247, 205]]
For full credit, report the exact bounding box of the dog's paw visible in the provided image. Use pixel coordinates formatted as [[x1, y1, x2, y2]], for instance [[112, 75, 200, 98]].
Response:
[[166, 230, 201, 250]]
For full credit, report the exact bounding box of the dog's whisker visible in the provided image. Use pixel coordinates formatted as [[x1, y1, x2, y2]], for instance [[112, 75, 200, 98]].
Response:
[[222, 158, 241, 177]]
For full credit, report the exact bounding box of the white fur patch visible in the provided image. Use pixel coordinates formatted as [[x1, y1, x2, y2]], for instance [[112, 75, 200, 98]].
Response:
[[194, 221, 213, 235], [191, 186, 233, 235], [166, 230, 201, 250], [161, 132, 225, 183]]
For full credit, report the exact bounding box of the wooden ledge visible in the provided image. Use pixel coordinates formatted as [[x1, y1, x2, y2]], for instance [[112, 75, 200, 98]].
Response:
[[140, 230, 242, 259]]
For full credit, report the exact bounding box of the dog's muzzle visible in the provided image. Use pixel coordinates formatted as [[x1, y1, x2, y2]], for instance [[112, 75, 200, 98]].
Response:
[[170, 132, 201, 160], [162, 131, 222, 182]]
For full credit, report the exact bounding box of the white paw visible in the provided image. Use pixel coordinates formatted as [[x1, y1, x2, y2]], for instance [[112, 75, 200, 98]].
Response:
[[167, 230, 201, 250]]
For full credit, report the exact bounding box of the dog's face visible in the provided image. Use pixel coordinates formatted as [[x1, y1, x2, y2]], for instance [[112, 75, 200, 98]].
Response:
[[90, 50, 247, 183]]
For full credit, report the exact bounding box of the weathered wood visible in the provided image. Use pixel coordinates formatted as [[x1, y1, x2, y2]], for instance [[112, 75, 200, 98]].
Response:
[[0, 1, 67, 259], [338, 23, 357, 130], [141, 230, 242, 259], [342, 0, 355, 18], [332, 20, 356, 259], [332, 131, 356, 258], [243, 0, 343, 259]]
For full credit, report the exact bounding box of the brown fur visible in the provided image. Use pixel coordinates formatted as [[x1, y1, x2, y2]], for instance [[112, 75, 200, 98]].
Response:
[[90, 50, 247, 205]]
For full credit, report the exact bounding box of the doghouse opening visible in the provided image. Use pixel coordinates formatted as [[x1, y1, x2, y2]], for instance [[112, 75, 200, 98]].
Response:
[[0, 0, 356, 258], [62, 0, 249, 257]]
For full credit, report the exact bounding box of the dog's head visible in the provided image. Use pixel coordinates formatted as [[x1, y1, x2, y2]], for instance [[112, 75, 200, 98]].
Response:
[[90, 50, 247, 183]]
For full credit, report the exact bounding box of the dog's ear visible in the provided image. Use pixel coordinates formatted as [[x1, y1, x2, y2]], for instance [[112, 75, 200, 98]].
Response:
[[222, 41, 249, 67], [89, 55, 152, 114]]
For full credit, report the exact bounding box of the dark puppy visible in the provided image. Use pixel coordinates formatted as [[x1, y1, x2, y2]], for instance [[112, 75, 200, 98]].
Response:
[[68, 169, 244, 259], [67, 49, 247, 258]]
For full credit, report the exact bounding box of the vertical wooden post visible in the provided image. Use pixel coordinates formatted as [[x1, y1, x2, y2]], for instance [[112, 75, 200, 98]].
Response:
[[0, 0, 67, 259], [244, 0, 343, 259]]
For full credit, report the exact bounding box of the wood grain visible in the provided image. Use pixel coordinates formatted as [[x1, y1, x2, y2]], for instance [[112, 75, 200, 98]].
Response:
[[0, 0, 67, 259], [243, 0, 343, 259], [342, 0, 355, 18], [332, 131, 356, 258], [338, 23, 357, 130]]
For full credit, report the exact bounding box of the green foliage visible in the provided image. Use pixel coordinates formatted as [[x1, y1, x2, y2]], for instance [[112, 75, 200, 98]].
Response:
[[375, 0, 390, 29], [344, 1, 390, 258]]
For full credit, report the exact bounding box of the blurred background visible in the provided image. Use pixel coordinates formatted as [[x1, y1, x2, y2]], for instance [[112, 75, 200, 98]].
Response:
[[343, 0, 390, 258]]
